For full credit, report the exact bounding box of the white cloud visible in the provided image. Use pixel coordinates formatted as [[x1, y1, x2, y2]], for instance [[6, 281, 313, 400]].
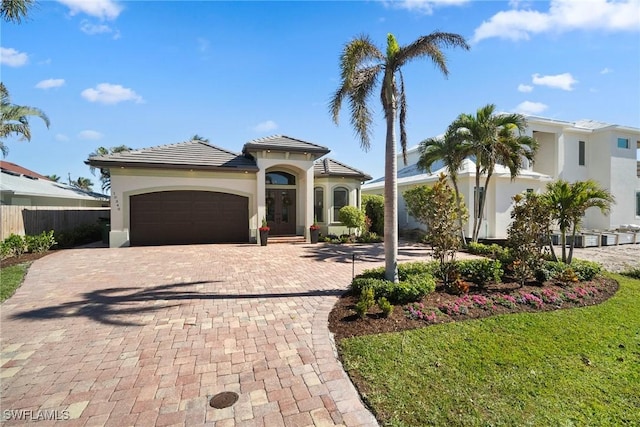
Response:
[[532, 72, 577, 91], [473, 0, 640, 43], [55, 133, 70, 142], [518, 84, 533, 93], [81, 83, 144, 104], [79, 20, 121, 39], [57, 0, 122, 20], [35, 78, 65, 89], [515, 101, 548, 115], [600, 67, 613, 74], [253, 120, 278, 132], [384, 0, 469, 14], [0, 47, 28, 67], [78, 130, 104, 140]]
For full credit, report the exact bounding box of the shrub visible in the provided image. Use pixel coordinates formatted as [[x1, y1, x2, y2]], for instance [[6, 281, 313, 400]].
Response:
[[338, 206, 366, 234], [467, 242, 512, 264], [25, 230, 56, 254], [570, 259, 602, 281], [355, 287, 376, 318], [457, 259, 503, 287], [539, 260, 602, 283], [358, 232, 383, 243], [621, 266, 640, 280], [55, 222, 102, 248], [397, 261, 438, 280], [351, 262, 436, 304], [2, 234, 27, 258], [362, 194, 384, 236], [377, 297, 394, 318]]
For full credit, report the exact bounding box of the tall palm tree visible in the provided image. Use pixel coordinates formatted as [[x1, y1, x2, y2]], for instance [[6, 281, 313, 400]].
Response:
[[417, 129, 471, 244], [330, 32, 469, 282], [545, 179, 614, 264], [46, 174, 61, 182], [88, 145, 131, 193], [190, 134, 209, 142], [72, 177, 94, 191], [0, 82, 50, 157], [1, 0, 36, 24], [449, 104, 537, 242]]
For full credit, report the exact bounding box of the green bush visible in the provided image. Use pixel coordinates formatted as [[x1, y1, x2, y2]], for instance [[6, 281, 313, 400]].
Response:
[[621, 266, 640, 280], [457, 259, 503, 287], [55, 222, 102, 248], [377, 297, 393, 318], [538, 260, 602, 283], [2, 234, 27, 258], [350, 263, 436, 304], [355, 287, 376, 318], [467, 242, 512, 264], [357, 232, 383, 243], [570, 259, 602, 281], [25, 230, 57, 254], [338, 205, 366, 233], [362, 194, 384, 235]]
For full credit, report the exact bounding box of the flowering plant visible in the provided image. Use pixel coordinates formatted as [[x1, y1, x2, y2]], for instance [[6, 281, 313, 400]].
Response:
[[310, 216, 320, 230], [259, 218, 270, 232]]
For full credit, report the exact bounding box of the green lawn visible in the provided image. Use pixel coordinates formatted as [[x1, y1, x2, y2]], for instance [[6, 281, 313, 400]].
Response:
[[340, 274, 640, 426], [0, 263, 30, 302]]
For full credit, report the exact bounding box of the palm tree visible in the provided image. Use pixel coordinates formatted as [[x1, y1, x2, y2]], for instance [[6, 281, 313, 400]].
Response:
[[417, 129, 471, 244], [46, 174, 61, 182], [545, 179, 614, 264], [1, 0, 36, 24], [1, 82, 50, 157], [72, 177, 94, 191], [88, 145, 131, 193], [190, 134, 209, 142], [330, 32, 469, 282], [448, 104, 538, 242]]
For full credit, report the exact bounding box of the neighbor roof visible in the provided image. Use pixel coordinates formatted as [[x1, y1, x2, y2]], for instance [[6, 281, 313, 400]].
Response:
[[0, 165, 108, 202], [314, 158, 372, 181], [0, 161, 52, 181], [85, 140, 259, 172], [243, 135, 330, 155]]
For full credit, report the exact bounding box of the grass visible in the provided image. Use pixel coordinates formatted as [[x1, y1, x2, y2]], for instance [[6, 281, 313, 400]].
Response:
[[0, 263, 30, 302], [340, 274, 640, 426]]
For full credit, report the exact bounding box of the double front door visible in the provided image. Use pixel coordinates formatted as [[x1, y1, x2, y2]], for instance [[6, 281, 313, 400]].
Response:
[[266, 189, 296, 235]]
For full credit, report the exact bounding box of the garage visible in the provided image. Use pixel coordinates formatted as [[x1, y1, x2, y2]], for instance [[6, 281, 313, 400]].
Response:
[[130, 191, 249, 246]]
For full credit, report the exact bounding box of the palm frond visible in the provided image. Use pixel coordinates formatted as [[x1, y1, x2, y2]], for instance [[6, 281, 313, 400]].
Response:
[[397, 32, 469, 74]]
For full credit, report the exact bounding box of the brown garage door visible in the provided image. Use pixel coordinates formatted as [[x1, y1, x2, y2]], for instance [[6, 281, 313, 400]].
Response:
[[130, 191, 249, 246]]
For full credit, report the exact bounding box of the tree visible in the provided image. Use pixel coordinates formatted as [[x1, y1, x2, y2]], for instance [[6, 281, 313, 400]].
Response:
[[0, 82, 50, 157], [190, 134, 209, 142], [448, 104, 538, 242], [1, 0, 36, 24], [338, 205, 366, 235], [362, 194, 384, 236], [545, 179, 614, 264], [330, 32, 469, 282], [417, 129, 471, 244], [404, 174, 468, 289], [88, 145, 131, 193], [46, 174, 61, 182], [71, 177, 94, 191]]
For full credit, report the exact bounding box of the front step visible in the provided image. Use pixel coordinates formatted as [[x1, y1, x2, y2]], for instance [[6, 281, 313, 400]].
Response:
[[268, 236, 306, 244]]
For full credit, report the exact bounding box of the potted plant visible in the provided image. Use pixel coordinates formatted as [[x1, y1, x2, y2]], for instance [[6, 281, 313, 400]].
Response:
[[259, 218, 270, 246], [310, 216, 320, 244]]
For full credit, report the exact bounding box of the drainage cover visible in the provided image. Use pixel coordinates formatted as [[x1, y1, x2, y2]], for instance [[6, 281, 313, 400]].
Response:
[[209, 392, 239, 409]]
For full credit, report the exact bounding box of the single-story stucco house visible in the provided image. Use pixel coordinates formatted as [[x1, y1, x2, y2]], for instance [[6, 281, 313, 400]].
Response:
[[86, 135, 371, 247]]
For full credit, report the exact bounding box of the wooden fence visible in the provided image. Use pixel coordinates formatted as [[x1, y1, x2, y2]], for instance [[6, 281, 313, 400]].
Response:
[[0, 206, 110, 240]]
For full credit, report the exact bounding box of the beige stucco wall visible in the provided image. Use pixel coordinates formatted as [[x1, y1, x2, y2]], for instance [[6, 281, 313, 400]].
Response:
[[109, 167, 257, 247], [313, 176, 363, 236]]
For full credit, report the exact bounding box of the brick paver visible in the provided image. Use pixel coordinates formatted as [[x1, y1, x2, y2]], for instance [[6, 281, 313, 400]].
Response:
[[1, 242, 433, 426]]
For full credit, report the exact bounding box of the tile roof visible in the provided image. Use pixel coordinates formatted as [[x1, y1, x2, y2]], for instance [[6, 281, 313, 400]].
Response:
[[243, 135, 330, 155], [314, 158, 372, 181], [0, 161, 52, 181], [86, 140, 258, 171]]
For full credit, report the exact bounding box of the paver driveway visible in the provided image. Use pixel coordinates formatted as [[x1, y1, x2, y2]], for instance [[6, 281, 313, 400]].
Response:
[[1, 242, 432, 426]]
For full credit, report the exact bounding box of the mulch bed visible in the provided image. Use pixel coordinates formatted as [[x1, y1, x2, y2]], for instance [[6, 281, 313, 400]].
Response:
[[328, 276, 619, 342], [0, 251, 53, 268]]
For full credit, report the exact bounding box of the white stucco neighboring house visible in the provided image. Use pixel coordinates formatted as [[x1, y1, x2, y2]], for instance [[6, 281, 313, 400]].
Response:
[[362, 116, 640, 239], [86, 135, 370, 247]]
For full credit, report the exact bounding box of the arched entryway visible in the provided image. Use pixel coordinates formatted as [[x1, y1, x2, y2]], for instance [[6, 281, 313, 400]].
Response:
[[265, 171, 297, 236]]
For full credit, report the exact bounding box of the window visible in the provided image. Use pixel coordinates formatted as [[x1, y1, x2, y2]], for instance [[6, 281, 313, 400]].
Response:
[[333, 187, 348, 222], [265, 171, 295, 185], [474, 187, 485, 219], [636, 191, 640, 216], [617, 137, 629, 149], [578, 140, 585, 166], [314, 187, 324, 223]]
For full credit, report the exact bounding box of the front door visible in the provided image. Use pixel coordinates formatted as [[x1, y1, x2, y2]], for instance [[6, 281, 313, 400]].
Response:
[[266, 189, 296, 235]]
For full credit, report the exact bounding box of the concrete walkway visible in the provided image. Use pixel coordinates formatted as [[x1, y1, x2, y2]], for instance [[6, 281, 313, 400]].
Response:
[[0, 243, 433, 426]]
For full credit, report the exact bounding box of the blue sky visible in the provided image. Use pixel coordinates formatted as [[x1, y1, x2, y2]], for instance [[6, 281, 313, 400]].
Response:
[[2, 0, 639, 191]]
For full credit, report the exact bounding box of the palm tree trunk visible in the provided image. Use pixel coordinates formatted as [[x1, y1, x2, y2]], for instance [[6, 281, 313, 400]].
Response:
[[568, 224, 577, 264], [474, 169, 492, 241], [384, 106, 399, 283], [451, 179, 465, 246], [560, 227, 567, 263], [472, 164, 482, 242]]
